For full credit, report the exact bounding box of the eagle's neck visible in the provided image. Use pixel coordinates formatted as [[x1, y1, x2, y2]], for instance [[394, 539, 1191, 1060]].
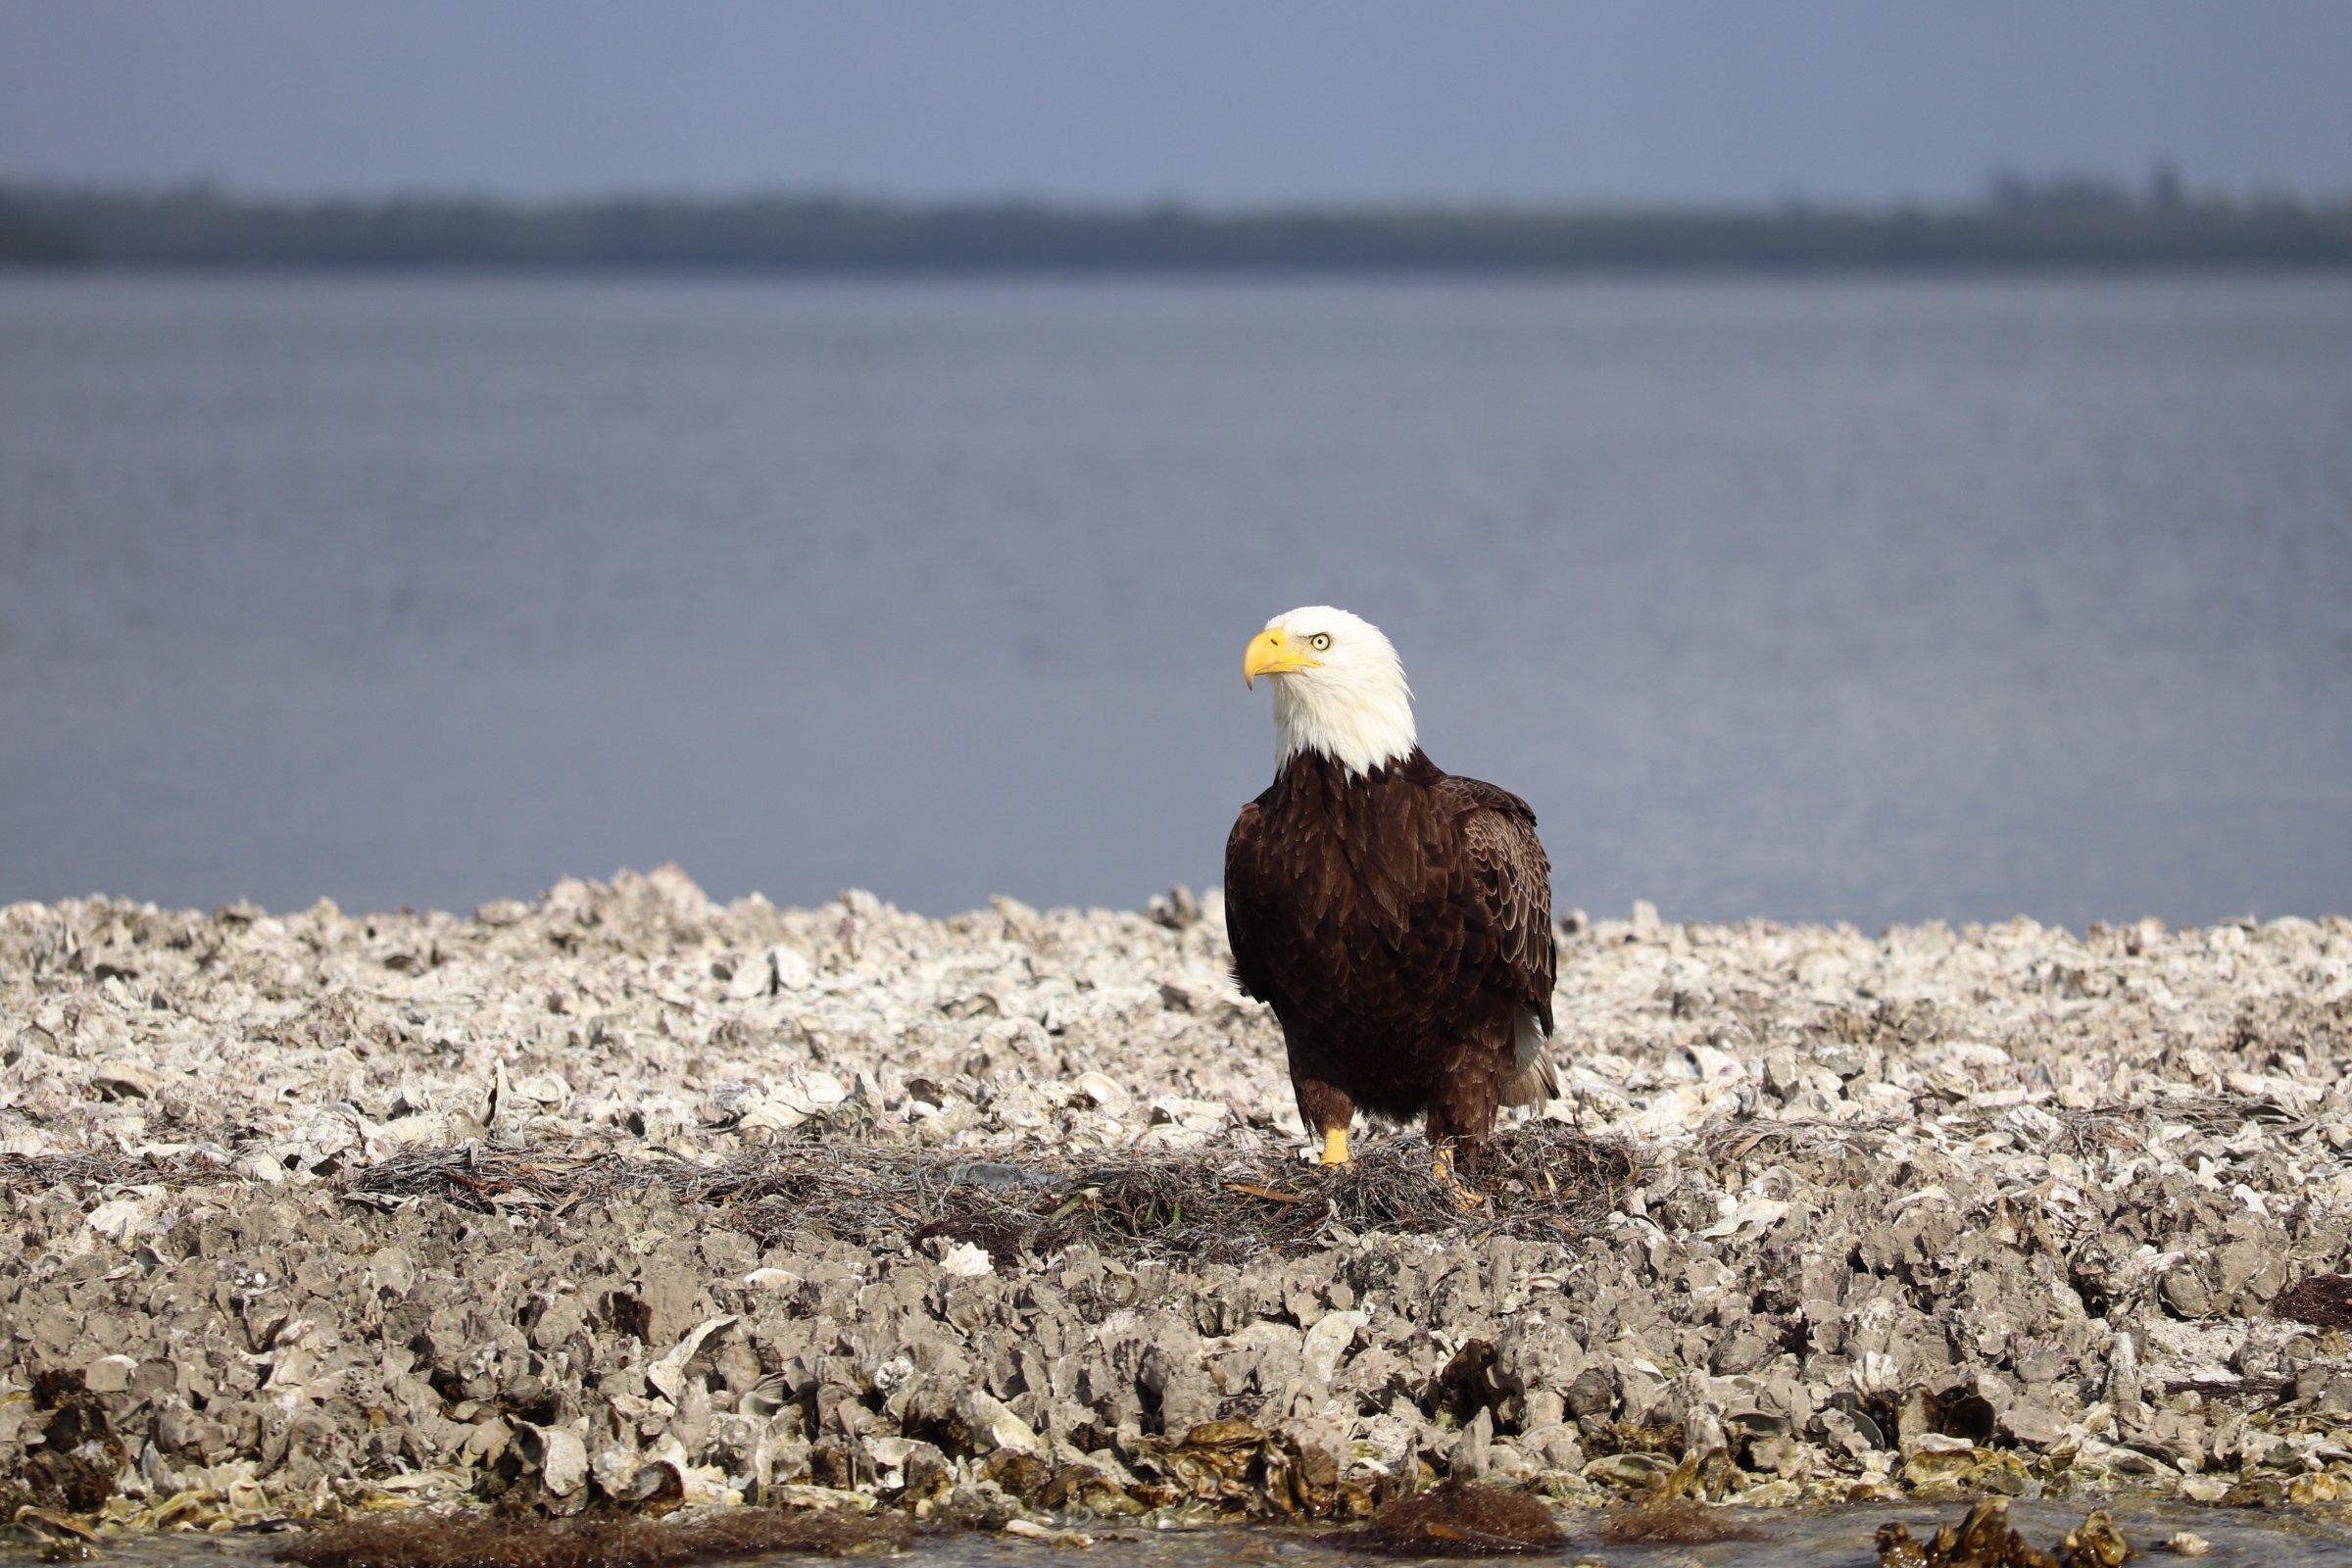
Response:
[[1273, 669, 1417, 779], [1274, 746, 1437, 802]]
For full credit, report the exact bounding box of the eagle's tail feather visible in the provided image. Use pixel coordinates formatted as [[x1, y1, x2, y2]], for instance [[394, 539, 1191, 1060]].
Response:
[[1501, 1004, 1561, 1107]]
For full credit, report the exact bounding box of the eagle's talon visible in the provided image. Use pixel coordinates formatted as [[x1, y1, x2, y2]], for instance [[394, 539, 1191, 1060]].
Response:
[[1430, 1146, 1486, 1209], [1319, 1126, 1350, 1166]]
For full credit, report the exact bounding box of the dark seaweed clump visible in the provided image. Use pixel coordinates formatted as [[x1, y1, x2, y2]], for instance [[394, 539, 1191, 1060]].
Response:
[[1598, 1497, 1760, 1545], [1324, 1481, 1568, 1556], [2273, 1273, 2352, 1331], [270, 1508, 909, 1568], [1595, 1451, 1759, 1546]]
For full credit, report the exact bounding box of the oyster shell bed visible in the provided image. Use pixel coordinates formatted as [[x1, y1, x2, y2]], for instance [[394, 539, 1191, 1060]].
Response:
[[4, 866, 2352, 1535]]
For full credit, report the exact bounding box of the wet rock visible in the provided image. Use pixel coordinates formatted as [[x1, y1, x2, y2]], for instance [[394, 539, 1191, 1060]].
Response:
[[1875, 1498, 2134, 1568], [2062, 1512, 2131, 1568]]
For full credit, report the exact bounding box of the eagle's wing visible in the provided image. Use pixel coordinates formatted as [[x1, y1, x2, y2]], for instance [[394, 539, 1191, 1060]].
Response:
[[1434, 775, 1557, 1102], [1223, 800, 1275, 1004]]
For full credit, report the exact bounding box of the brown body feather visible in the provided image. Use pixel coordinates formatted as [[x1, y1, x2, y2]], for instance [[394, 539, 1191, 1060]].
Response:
[[1224, 747, 1556, 1155]]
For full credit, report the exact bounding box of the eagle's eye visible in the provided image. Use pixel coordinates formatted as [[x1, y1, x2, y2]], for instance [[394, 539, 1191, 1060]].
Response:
[[1309, 633, 1332, 652]]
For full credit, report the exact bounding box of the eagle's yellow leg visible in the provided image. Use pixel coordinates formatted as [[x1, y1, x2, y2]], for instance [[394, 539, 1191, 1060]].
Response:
[[1320, 1126, 1350, 1166]]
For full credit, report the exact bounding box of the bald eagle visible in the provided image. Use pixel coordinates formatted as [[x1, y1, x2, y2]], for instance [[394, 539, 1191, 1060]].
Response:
[[1224, 607, 1560, 1174]]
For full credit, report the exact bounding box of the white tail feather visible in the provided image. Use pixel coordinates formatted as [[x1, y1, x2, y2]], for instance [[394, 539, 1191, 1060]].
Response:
[[1501, 1004, 1560, 1107]]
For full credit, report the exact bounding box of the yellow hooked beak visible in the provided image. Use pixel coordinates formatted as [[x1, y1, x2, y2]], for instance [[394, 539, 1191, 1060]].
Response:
[[1244, 627, 1322, 688]]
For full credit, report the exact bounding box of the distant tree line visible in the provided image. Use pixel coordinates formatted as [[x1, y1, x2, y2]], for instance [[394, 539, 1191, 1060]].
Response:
[[4, 180, 2350, 272], [0, 203, 92, 267]]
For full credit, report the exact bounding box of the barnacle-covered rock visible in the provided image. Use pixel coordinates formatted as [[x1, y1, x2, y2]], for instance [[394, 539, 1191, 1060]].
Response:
[[1, 875, 2349, 1534]]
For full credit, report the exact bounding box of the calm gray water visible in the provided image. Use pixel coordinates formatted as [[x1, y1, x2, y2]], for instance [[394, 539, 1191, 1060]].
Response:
[[2, 274, 2348, 925]]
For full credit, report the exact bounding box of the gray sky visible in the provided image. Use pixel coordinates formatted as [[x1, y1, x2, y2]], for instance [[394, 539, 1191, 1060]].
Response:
[[3, 1, 2348, 205]]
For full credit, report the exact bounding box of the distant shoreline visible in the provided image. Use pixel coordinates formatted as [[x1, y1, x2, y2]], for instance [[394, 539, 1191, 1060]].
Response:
[[7, 181, 2352, 273], [16, 263, 2352, 288]]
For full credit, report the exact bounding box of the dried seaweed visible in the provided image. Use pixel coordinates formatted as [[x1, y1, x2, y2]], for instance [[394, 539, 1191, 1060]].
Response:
[[2273, 1274, 2352, 1331], [270, 1507, 908, 1568], [0, 1149, 230, 1195], [335, 1121, 1642, 1263]]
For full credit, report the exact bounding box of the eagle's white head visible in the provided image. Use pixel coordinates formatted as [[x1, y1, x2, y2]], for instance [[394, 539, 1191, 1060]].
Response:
[[1244, 606, 1417, 777]]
